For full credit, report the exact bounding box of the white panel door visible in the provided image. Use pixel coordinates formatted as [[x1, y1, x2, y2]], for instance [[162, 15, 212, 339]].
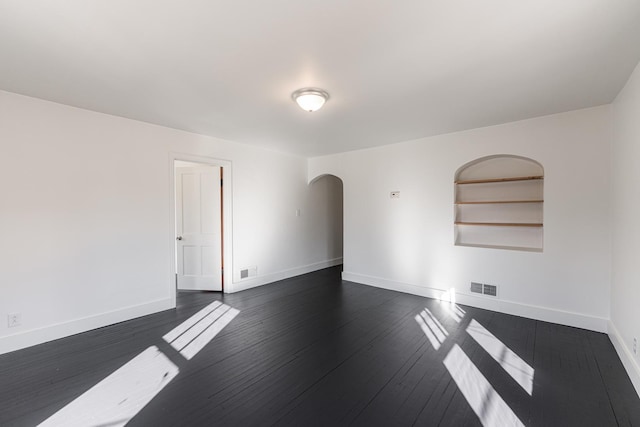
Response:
[[176, 166, 222, 291]]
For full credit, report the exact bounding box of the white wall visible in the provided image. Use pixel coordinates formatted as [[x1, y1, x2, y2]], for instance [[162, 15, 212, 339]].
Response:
[[0, 90, 342, 354], [611, 61, 640, 395], [310, 106, 612, 332]]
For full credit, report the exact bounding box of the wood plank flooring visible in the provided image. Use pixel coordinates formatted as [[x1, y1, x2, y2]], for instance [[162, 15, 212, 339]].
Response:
[[0, 266, 638, 426]]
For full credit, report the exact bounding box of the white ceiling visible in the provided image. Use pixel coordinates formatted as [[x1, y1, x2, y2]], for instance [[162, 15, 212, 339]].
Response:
[[1, 1, 639, 157]]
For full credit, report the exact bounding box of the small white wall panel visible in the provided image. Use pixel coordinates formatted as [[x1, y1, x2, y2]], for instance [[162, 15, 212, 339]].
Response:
[[200, 173, 219, 235], [201, 246, 217, 276], [182, 246, 201, 276], [181, 173, 201, 234]]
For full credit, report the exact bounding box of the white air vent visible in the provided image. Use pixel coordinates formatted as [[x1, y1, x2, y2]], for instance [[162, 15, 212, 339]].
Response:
[[483, 284, 498, 297], [470, 282, 483, 294], [240, 266, 257, 280], [471, 282, 498, 297]]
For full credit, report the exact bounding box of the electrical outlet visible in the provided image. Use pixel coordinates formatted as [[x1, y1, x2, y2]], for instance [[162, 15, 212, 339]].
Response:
[[390, 191, 400, 199], [8, 313, 21, 328], [633, 337, 637, 356]]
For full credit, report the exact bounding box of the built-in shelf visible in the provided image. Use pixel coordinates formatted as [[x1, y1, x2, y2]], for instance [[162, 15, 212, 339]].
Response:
[[455, 175, 543, 185], [454, 156, 544, 251], [455, 200, 543, 205], [455, 222, 543, 227], [456, 243, 543, 253]]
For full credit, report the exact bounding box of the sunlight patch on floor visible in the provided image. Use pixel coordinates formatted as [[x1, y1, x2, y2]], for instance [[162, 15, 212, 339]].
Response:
[[441, 302, 466, 323], [163, 301, 239, 360], [38, 346, 178, 427], [466, 319, 534, 395], [415, 308, 448, 350], [39, 300, 240, 426], [444, 344, 525, 427]]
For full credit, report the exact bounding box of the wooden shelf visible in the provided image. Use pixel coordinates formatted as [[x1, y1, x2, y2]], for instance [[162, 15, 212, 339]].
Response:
[[454, 157, 544, 251], [455, 222, 543, 227], [456, 242, 543, 252], [455, 200, 543, 205], [455, 176, 543, 185]]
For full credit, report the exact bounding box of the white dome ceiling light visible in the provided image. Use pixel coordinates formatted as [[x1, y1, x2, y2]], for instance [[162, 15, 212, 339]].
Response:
[[292, 88, 329, 112]]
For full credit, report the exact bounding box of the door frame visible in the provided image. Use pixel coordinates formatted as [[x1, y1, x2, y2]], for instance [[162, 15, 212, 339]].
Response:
[[168, 153, 233, 307]]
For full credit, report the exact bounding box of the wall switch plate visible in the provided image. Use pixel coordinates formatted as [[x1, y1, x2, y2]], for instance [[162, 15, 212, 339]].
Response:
[[390, 191, 400, 199], [8, 313, 21, 328]]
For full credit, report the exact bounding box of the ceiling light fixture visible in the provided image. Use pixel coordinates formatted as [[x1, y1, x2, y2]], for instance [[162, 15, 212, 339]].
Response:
[[292, 88, 329, 112]]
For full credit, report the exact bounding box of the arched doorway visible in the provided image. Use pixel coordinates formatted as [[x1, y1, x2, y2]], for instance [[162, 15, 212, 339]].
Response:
[[309, 174, 344, 270]]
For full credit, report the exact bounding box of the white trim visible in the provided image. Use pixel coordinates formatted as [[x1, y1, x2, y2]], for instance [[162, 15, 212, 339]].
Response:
[[342, 271, 608, 333], [342, 272, 446, 300], [0, 256, 340, 355], [0, 298, 173, 355], [231, 258, 343, 293], [169, 153, 233, 296], [608, 320, 640, 398]]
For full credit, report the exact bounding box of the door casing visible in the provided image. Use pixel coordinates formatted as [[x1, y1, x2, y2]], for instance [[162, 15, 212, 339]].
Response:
[[168, 153, 233, 308], [175, 165, 222, 291]]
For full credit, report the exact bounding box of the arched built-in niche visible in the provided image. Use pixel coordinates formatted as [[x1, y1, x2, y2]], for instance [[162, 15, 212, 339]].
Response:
[[454, 155, 543, 251]]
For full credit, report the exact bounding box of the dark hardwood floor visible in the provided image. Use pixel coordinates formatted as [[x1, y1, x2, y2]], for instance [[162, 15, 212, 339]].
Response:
[[1, 266, 638, 426]]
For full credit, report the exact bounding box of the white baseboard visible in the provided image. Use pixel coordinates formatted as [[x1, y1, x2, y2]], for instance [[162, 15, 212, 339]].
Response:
[[342, 272, 446, 300], [0, 259, 343, 355], [342, 271, 609, 333], [230, 257, 343, 293], [0, 298, 173, 356], [608, 320, 640, 398]]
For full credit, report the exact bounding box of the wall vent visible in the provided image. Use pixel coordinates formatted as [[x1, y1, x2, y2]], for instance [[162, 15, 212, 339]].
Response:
[[240, 266, 257, 280], [483, 284, 498, 297], [470, 282, 483, 294]]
